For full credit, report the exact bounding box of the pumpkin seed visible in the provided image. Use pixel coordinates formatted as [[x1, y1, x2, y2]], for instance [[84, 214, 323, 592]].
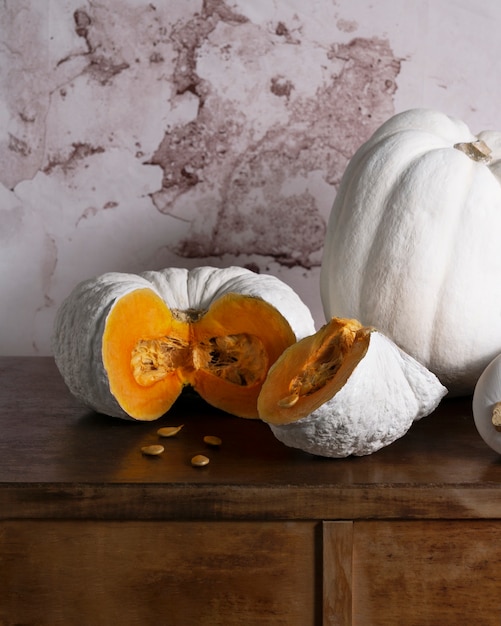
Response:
[[157, 425, 184, 438], [277, 393, 299, 408], [191, 454, 210, 467], [203, 435, 222, 447], [141, 444, 165, 456]]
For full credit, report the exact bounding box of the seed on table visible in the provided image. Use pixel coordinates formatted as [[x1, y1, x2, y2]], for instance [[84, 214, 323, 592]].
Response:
[[203, 435, 222, 447], [191, 454, 210, 467], [141, 444, 165, 456], [157, 425, 184, 438]]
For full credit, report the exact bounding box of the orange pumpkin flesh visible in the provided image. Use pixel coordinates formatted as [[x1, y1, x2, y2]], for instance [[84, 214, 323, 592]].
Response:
[[102, 289, 296, 420], [258, 317, 371, 425], [102, 288, 188, 421]]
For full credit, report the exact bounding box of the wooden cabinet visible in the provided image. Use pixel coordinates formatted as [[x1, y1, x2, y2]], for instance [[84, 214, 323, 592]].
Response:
[[324, 520, 501, 625], [350, 521, 501, 625], [2, 358, 501, 625], [0, 520, 319, 625]]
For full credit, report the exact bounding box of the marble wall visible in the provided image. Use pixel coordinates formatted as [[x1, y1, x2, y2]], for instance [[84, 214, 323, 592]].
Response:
[[1, 0, 500, 355]]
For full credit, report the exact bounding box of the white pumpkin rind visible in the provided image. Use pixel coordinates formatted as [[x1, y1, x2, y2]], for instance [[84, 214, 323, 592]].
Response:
[[52, 266, 315, 419], [265, 331, 448, 458], [53, 272, 152, 419], [140, 266, 315, 342], [472, 353, 501, 454], [320, 108, 501, 395]]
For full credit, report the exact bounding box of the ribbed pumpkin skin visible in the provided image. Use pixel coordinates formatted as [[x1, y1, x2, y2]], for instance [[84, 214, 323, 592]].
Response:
[[53, 272, 149, 418], [139, 266, 315, 342], [53, 266, 315, 419], [320, 108, 501, 395]]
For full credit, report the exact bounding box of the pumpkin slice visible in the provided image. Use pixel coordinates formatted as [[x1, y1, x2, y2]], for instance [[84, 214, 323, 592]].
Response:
[[53, 266, 312, 420], [258, 317, 448, 457]]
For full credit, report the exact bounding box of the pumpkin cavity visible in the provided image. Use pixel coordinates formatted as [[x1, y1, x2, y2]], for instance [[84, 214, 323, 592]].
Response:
[[131, 336, 191, 387], [258, 317, 372, 425], [193, 333, 267, 387], [103, 289, 295, 420]]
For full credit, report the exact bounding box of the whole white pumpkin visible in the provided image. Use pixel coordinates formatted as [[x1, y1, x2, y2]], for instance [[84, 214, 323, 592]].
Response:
[[320, 108, 501, 395]]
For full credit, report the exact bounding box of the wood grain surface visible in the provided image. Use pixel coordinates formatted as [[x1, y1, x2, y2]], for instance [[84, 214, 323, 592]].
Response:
[[352, 520, 501, 626], [1, 357, 500, 521], [2, 358, 501, 625], [323, 522, 353, 626], [0, 519, 319, 626]]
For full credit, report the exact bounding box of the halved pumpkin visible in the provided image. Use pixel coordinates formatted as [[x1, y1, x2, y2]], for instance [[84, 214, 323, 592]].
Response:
[[258, 317, 447, 457], [53, 266, 315, 420]]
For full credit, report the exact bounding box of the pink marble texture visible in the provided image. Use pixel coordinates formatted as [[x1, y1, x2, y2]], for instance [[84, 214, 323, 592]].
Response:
[[1, 0, 500, 354]]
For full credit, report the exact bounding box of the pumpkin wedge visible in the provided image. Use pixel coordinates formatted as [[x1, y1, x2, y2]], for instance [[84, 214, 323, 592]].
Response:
[[258, 317, 447, 457], [53, 266, 315, 420]]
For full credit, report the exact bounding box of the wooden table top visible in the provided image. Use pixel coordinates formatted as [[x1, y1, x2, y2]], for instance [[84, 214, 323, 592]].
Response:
[[1, 357, 500, 521]]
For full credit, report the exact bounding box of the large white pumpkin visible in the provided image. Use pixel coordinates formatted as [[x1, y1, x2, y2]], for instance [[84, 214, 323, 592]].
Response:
[[320, 108, 501, 395]]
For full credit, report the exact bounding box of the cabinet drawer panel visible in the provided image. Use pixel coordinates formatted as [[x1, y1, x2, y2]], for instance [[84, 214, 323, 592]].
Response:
[[352, 521, 501, 626], [0, 520, 318, 626]]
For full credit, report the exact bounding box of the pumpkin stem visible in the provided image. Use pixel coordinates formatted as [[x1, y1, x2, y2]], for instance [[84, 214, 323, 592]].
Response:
[[492, 402, 501, 432], [173, 308, 206, 323], [453, 139, 492, 163]]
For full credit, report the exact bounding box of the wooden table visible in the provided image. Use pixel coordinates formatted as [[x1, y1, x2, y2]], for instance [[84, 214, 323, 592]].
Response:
[[1, 357, 501, 625]]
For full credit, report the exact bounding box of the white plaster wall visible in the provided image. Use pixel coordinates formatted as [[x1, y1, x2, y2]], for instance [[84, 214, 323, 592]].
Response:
[[1, 0, 500, 355]]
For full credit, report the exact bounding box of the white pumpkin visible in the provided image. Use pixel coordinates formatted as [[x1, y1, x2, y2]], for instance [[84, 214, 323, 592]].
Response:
[[472, 353, 501, 454], [320, 108, 501, 395], [258, 317, 447, 458], [53, 266, 315, 420]]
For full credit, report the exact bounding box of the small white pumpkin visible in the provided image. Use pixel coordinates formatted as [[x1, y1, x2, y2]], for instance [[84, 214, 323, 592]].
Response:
[[258, 317, 447, 457], [472, 353, 501, 454], [320, 108, 501, 395], [53, 266, 315, 420]]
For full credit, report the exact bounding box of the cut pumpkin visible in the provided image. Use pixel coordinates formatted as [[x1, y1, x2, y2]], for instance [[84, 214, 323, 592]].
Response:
[[258, 317, 448, 457], [53, 266, 315, 420], [103, 289, 293, 419], [260, 317, 369, 421]]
